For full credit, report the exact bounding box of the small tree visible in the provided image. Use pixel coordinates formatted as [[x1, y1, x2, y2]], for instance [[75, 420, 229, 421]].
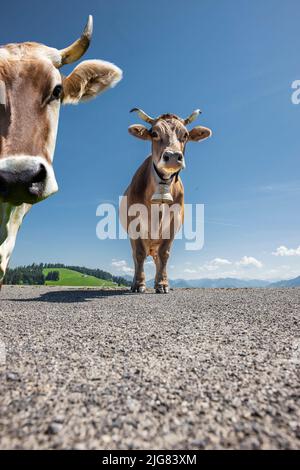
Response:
[[45, 271, 60, 282]]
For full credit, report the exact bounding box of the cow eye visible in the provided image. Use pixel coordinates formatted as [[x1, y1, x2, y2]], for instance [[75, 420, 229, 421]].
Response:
[[50, 85, 63, 101], [151, 131, 160, 140], [180, 132, 188, 142]]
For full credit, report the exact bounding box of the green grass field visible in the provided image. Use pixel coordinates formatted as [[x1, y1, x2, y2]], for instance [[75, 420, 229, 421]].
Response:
[[43, 268, 118, 287]]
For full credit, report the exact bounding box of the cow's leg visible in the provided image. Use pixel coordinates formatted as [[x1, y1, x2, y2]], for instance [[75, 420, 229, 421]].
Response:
[[154, 240, 172, 294], [131, 239, 147, 293], [0, 203, 31, 287]]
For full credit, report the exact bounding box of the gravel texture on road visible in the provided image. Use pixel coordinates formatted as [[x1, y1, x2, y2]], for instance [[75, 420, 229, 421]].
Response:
[[0, 286, 299, 450]]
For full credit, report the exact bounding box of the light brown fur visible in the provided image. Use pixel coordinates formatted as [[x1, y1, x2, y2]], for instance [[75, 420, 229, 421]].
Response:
[[123, 114, 212, 293], [0, 58, 58, 161], [124, 154, 184, 293], [0, 21, 122, 283]]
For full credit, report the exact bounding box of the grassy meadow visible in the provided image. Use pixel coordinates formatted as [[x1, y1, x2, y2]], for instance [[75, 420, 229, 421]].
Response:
[[43, 268, 118, 287]]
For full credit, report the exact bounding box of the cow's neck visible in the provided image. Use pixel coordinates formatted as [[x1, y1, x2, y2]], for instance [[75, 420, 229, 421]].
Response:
[[0, 203, 31, 282], [151, 160, 180, 204]]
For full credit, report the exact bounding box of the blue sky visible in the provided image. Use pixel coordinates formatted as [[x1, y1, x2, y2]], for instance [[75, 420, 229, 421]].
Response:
[[2, 0, 300, 280]]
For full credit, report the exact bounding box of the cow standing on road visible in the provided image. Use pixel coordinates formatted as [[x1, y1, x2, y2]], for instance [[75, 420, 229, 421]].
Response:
[[0, 16, 122, 288], [121, 109, 212, 293]]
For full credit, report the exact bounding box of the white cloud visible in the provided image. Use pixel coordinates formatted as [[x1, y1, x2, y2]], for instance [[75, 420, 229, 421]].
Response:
[[202, 264, 219, 272], [236, 256, 263, 269], [111, 259, 127, 268], [176, 255, 267, 280], [111, 259, 134, 274], [272, 245, 300, 257], [198, 258, 232, 273], [145, 260, 154, 266], [211, 258, 232, 266], [122, 267, 134, 274], [184, 268, 198, 274]]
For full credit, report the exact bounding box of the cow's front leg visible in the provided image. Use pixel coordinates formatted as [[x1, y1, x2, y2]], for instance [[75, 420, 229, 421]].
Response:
[[154, 240, 172, 294], [0, 203, 31, 291], [131, 239, 147, 293]]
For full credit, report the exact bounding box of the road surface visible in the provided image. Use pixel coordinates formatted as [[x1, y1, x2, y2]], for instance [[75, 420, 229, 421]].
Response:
[[0, 286, 299, 449]]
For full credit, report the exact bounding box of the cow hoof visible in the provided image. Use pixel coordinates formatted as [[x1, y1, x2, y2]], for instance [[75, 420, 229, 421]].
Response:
[[155, 286, 164, 294], [131, 285, 146, 293], [155, 285, 169, 294]]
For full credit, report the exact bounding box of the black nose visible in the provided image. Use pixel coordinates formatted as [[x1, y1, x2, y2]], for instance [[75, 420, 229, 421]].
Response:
[[29, 164, 47, 191], [163, 151, 183, 163], [0, 163, 47, 204]]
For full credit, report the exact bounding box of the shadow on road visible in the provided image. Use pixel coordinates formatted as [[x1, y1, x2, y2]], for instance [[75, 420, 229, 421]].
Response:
[[6, 288, 134, 303]]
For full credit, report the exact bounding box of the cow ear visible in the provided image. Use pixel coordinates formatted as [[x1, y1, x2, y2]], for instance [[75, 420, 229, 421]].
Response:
[[128, 124, 152, 140], [189, 126, 212, 142], [62, 60, 122, 104]]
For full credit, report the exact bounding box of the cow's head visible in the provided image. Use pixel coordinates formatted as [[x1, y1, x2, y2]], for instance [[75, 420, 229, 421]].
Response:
[[128, 108, 212, 178], [0, 16, 122, 206]]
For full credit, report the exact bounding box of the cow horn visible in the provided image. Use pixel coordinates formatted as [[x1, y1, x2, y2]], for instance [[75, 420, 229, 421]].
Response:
[[59, 15, 93, 67], [184, 109, 202, 125], [130, 108, 155, 124]]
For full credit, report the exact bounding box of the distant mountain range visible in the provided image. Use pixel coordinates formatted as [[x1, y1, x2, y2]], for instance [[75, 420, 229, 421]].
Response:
[[141, 276, 300, 289], [146, 278, 272, 288], [268, 276, 300, 288], [111, 274, 300, 289]]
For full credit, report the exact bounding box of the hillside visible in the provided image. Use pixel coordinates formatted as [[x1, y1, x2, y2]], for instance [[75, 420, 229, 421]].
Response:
[[269, 276, 300, 288], [43, 268, 118, 287], [4, 263, 130, 287]]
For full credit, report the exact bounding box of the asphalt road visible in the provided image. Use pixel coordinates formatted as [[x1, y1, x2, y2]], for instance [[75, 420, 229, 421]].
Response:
[[0, 286, 299, 450]]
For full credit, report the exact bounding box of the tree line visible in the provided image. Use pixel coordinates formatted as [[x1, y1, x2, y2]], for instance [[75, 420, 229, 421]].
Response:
[[4, 263, 130, 286], [4, 264, 45, 285]]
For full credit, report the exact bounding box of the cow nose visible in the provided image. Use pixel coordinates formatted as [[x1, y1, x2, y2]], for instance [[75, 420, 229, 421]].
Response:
[[163, 151, 183, 163], [0, 163, 47, 204], [29, 164, 47, 189]]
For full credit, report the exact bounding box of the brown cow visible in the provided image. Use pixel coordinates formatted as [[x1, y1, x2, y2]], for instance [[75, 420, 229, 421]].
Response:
[[0, 16, 122, 286], [121, 108, 212, 293]]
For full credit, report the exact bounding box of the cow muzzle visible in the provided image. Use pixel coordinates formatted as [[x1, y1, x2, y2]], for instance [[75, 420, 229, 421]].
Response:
[[0, 156, 58, 205], [159, 150, 185, 174]]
